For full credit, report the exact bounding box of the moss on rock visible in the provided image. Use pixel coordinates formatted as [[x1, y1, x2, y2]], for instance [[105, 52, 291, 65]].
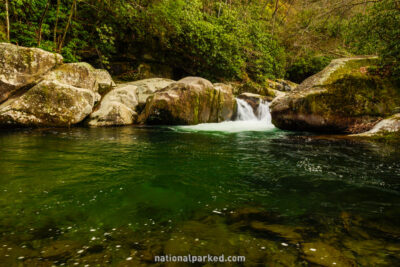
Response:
[[139, 77, 236, 125], [0, 43, 63, 103], [271, 57, 400, 133]]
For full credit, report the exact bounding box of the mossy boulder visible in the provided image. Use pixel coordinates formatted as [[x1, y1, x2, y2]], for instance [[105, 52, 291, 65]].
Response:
[[88, 84, 139, 127], [43, 62, 99, 92], [270, 57, 400, 133], [0, 62, 100, 127], [0, 42, 63, 103], [231, 79, 296, 99], [0, 80, 98, 127], [139, 77, 236, 125]]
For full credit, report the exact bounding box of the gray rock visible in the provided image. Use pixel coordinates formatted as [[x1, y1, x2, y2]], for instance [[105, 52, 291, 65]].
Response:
[[0, 42, 63, 103], [0, 80, 97, 127], [0, 62, 99, 127], [88, 84, 139, 126], [237, 93, 269, 112], [127, 78, 174, 107], [358, 114, 400, 136], [270, 56, 399, 134], [94, 69, 116, 95], [139, 77, 236, 125]]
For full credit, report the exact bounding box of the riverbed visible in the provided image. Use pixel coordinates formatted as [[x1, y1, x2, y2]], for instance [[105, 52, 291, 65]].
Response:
[[0, 126, 399, 266]]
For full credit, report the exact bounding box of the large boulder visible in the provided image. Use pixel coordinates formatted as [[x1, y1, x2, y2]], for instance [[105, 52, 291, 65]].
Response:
[[270, 57, 400, 133], [87, 78, 174, 127], [87, 84, 139, 127], [0, 43, 63, 103], [358, 113, 400, 136], [231, 80, 296, 99], [94, 69, 116, 95], [0, 63, 99, 127], [139, 77, 236, 125], [127, 78, 174, 109], [43, 63, 98, 92]]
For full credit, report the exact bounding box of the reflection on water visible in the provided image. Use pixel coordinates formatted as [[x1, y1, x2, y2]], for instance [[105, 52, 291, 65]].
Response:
[[0, 127, 399, 266]]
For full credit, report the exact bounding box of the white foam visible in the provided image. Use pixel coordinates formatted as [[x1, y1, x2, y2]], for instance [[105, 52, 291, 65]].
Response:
[[176, 98, 275, 133]]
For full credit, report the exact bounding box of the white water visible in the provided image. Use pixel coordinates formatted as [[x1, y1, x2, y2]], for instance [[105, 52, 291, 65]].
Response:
[[176, 98, 275, 133]]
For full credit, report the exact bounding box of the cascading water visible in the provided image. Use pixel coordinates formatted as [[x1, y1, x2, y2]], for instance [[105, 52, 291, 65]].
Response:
[[236, 98, 258, 121], [235, 98, 272, 122], [176, 98, 275, 132]]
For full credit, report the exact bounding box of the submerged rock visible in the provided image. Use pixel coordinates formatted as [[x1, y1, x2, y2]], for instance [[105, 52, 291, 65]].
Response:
[[139, 77, 236, 125], [301, 241, 356, 266], [227, 207, 282, 225], [41, 240, 81, 260], [0, 63, 99, 127], [0, 42, 63, 103], [250, 222, 303, 243], [88, 84, 139, 127], [270, 57, 400, 133]]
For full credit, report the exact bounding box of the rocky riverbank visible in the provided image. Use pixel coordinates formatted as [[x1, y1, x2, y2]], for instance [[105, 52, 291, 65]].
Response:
[[270, 56, 400, 138], [1, 43, 399, 139], [0, 43, 287, 128]]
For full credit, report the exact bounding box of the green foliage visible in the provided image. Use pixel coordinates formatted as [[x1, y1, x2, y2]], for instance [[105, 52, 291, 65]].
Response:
[[1, 0, 398, 85], [0, 0, 286, 82], [346, 0, 400, 84], [286, 54, 332, 83], [95, 25, 116, 67], [133, 0, 285, 82]]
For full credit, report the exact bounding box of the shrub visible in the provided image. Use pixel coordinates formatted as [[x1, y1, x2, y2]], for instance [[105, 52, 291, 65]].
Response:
[[286, 55, 332, 83]]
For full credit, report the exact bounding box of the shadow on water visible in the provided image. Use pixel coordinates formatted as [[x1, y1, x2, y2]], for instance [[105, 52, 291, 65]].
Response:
[[0, 126, 399, 266]]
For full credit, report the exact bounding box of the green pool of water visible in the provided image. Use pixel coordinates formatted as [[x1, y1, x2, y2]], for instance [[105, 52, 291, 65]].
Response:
[[0, 127, 399, 266]]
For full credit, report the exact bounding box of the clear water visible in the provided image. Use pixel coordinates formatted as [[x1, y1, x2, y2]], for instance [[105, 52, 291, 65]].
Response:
[[0, 127, 399, 266]]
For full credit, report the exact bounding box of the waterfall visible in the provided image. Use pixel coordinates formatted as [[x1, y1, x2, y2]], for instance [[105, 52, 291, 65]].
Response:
[[176, 98, 275, 132], [236, 98, 273, 124], [236, 98, 258, 121]]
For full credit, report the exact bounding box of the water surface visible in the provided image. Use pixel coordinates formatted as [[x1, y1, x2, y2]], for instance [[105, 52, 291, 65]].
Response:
[[0, 126, 399, 266]]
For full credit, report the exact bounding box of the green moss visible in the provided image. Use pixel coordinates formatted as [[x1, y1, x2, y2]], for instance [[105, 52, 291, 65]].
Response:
[[298, 59, 400, 118], [235, 81, 274, 97], [208, 88, 216, 122], [193, 96, 199, 125], [324, 58, 378, 85], [22, 50, 35, 71], [365, 131, 400, 144]]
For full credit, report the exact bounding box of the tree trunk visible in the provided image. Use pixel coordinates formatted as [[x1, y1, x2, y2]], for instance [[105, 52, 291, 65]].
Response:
[[58, 0, 76, 52], [37, 0, 50, 46], [5, 0, 10, 41], [218, 1, 222, 17], [272, 0, 280, 35], [54, 0, 60, 49]]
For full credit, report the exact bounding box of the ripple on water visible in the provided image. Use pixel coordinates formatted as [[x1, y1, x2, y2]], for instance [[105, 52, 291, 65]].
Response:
[[0, 127, 399, 265]]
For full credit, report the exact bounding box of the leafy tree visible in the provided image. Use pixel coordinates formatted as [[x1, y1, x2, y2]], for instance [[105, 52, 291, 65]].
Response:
[[346, 0, 400, 83], [1, 0, 398, 85], [286, 54, 332, 83]]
